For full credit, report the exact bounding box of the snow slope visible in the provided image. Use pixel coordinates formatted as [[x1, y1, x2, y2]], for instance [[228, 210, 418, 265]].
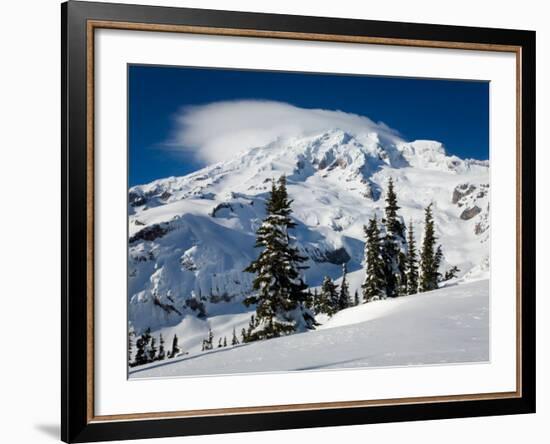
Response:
[[128, 128, 490, 334], [129, 279, 489, 378]]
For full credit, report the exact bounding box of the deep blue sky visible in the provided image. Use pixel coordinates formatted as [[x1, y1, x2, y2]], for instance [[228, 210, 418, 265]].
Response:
[[129, 65, 489, 186]]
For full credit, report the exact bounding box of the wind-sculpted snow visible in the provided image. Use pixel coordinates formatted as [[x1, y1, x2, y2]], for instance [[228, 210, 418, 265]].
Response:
[[129, 279, 489, 377], [128, 128, 490, 334]]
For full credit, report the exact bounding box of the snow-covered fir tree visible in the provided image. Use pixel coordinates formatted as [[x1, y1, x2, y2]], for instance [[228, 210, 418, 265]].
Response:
[[158, 333, 165, 360], [231, 328, 239, 346], [338, 263, 351, 310], [240, 328, 247, 343], [128, 324, 135, 365], [304, 289, 315, 311], [312, 288, 319, 313], [317, 276, 339, 316], [405, 219, 419, 295], [134, 328, 152, 366], [207, 328, 214, 349], [244, 175, 315, 340], [362, 216, 386, 302], [149, 336, 157, 362], [202, 328, 214, 351], [444, 265, 460, 281], [434, 245, 444, 283], [381, 178, 407, 297], [419, 204, 440, 292], [169, 334, 180, 358]]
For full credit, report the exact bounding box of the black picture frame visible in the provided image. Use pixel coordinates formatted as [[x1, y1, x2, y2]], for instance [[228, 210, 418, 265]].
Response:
[[61, 1, 536, 442]]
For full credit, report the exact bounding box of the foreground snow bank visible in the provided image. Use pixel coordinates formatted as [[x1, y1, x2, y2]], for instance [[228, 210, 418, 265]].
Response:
[[130, 279, 489, 378]]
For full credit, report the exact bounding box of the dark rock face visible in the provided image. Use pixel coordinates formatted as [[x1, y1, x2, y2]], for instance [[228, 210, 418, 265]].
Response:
[[153, 296, 182, 316], [460, 206, 482, 220], [184, 297, 206, 318], [311, 247, 351, 265], [180, 256, 197, 271], [129, 191, 147, 207], [362, 180, 381, 201], [129, 223, 170, 243], [209, 293, 233, 303], [210, 202, 233, 218], [324, 247, 351, 264], [452, 184, 477, 204]]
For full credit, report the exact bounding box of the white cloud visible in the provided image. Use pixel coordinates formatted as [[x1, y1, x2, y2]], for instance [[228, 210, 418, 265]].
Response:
[[167, 100, 402, 164]]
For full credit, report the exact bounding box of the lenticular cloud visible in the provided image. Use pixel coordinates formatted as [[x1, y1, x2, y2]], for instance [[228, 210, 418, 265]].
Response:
[[168, 100, 402, 164]]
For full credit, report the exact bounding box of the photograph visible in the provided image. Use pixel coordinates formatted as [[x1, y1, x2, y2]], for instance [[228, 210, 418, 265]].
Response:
[[126, 65, 490, 379]]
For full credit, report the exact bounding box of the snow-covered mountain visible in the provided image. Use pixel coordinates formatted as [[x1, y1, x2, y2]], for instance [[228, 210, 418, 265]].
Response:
[[128, 128, 490, 334]]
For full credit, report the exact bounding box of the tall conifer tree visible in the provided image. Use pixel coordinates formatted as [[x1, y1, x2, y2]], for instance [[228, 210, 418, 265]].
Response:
[[419, 204, 440, 292], [317, 276, 339, 316], [149, 336, 157, 362], [134, 328, 152, 365], [128, 325, 135, 365], [170, 334, 180, 358], [158, 333, 165, 360], [434, 245, 444, 283], [231, 328, 239, 346], [381, 178, 407, 297], [362, 216, 386, 302], [338, 263, 350, 310], [405, 219, 419, 295], [244, 175, 315, 340]]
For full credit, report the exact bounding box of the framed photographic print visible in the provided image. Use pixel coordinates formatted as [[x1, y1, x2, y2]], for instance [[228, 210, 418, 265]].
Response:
[[61, 1, 536, 442]]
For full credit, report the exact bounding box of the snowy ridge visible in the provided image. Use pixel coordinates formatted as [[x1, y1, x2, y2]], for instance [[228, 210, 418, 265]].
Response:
[[128, 128, 490, 335]]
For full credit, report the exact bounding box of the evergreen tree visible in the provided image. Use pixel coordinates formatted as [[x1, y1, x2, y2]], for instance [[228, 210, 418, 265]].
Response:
[[158, 333, 165, 360], [304, 289, 315, 311], [317, 276, 339, 316], [231, 328, 239, 346], [134, 328, 152, 365], [354, 289, 360, 306], [362, 216, 386, 302], [134, 330, 147, 366], [419, 204, 440, 292], [338, 263, 350, 310], [444, 265, 460, 281], [381, 178, 407, 297], [207, 328, 214, 350], [149, 336, 157, 362], [244, 175, 315, 340], [218, 338, 223, 348], [244, 315, 256, 342], [170, 334, 180, 358], [312, 288, 319, 314], [405, 219, 419, 295], [128, 325, 135, 365], [434, 245, 444, 283], [240, 328, 247, 343]]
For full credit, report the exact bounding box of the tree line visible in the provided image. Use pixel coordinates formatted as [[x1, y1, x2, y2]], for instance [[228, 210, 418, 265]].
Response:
[[361, 177, 450, 302], [242, 175, 459, 342], [128, 327, 184, 367]]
